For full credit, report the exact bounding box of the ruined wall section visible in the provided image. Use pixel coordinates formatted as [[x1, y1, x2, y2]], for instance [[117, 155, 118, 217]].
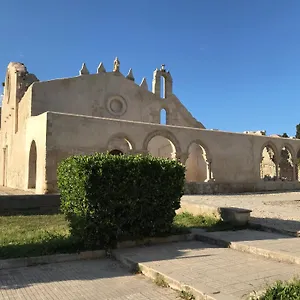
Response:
[[30, 64, 205, 129], [43, 112, 271, 192], [0, 63, 38, 189]]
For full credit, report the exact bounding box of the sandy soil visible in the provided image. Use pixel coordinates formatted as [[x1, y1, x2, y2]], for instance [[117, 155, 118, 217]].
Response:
[[182, 192, 300, 232]]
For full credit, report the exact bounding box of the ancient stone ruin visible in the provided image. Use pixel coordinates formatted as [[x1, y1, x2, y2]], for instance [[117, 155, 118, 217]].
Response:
[[1, 59, 300, 194]]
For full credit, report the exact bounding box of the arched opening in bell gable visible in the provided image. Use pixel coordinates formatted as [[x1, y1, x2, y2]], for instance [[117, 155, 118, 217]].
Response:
[[160, 108, 167, 125]]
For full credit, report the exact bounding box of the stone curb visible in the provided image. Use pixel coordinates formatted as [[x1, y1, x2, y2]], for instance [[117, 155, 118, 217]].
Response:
[[0, 234, 194, 270], [249, 222, 300, 237], [116, 233, 195, 249], [0, 250, 106, 270], [112, 250, 218, 300], [192, 229, 300, 266]]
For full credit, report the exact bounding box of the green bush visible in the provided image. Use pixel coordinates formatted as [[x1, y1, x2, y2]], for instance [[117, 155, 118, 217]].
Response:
[[57, 153, 185, 249], [258, 279, 300, 300]]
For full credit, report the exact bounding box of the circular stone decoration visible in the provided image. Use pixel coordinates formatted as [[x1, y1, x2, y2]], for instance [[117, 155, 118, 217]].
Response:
[[106, 96, 127, 116]]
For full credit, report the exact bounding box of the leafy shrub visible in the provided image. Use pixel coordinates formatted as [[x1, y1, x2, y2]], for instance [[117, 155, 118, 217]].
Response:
[[57, 153, 185, 249], [255, 279, 300, 300]]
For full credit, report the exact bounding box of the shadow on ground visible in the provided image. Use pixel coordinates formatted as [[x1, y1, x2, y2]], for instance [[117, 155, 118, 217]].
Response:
[[0, 242, 211, 290], [250, 216, 300, 235]]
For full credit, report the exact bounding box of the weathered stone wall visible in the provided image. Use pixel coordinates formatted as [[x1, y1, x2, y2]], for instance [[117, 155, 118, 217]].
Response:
[[29, 72, 204, 129], [43, 111, 300, 193], [184, 181, 300, 195]]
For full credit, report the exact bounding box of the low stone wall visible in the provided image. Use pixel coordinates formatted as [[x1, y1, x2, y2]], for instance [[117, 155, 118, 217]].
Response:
[[0, 194, 60, 216], [185, 181, 300, 195]]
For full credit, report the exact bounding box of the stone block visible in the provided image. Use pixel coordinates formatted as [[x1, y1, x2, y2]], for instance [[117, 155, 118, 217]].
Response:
[[219, 207, 252, 226]]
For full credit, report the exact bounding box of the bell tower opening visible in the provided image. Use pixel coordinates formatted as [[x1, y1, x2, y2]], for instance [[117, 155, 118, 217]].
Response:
[[152, 65, 173, 99]]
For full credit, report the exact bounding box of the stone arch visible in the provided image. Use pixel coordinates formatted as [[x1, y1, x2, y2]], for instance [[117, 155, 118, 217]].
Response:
[[260, 142, 279, 180], [28, 140, 37, 189], [143, 130, 181, 158], [260, 141, 280, 161], [279, 144, 295, 181], [280, 143, 296, 160], [185, 140, 212, 161], [152, 65, 173, 99], [185, 141, 213, 182], [106, 133, 135, 154]]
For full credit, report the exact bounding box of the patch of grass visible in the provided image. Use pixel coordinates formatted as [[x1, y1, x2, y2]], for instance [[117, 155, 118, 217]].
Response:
[[174, 212, 249, 232], [174, 212, 219, 229], [256, 278, 300, 300], [0, 212, 244, 259], [0, 213, 190, 259], [0, 214, 85, 259], [179, 290, 195, 300], [154, 273, 169, 288]]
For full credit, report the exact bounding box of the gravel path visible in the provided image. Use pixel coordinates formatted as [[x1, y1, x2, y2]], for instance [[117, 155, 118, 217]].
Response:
[[182, 192, 300, 232]]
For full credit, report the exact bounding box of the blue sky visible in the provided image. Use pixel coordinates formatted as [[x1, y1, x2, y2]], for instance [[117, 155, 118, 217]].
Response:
[[1, 1, 299, 136]]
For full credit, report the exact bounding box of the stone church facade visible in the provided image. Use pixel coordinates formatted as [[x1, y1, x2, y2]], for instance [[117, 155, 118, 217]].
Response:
[[1, 59, 300, 194]]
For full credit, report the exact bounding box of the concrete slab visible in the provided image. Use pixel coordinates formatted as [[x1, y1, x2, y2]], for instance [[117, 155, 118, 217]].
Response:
[[0, 258, 179, 300], [113, 240, 300, 300], [193, 229, 300, 265]]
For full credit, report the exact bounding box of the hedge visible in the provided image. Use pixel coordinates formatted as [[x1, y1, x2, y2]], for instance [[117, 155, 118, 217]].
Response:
[[57, 153, 185, 249]]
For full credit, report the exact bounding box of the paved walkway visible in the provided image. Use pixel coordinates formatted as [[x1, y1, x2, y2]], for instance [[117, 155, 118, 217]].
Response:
[[114, 240, 300, 300], [192, 228, 300, 267], [197, 229, 300, 257], [0, 259, 179, 300], [182, 192, 300, 232]]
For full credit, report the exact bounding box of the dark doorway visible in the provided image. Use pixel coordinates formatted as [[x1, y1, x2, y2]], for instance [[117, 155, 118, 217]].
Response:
[[28, 141, 37, 189], [109, 149, 123, 155]]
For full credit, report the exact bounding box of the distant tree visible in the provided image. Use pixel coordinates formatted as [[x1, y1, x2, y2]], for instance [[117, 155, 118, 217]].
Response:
[[281, 133, 289, 138], [296, 124, 300, 139]]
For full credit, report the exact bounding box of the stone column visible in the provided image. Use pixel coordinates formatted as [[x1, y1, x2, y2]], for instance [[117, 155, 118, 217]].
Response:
[[205, 159, 214, 182], [176, 153, 188, 165], [152, 69, 161, 96], [275, 162, 280, 180], [292, 160, 297, 181]]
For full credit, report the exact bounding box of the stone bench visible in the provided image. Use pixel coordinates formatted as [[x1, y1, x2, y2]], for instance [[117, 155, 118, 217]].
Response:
[[218, 207, 252, 226]]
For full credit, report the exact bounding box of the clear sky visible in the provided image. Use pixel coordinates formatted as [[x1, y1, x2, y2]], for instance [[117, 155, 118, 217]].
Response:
[[0, 1, 299, 136]]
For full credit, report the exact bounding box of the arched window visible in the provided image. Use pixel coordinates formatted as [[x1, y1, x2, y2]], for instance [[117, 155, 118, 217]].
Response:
[[160, 108, 167, 125], [160, 76, 165, 99]]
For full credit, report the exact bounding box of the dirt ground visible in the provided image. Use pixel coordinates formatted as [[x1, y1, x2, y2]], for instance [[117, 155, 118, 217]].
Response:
[[182, 192, 300, 232]]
